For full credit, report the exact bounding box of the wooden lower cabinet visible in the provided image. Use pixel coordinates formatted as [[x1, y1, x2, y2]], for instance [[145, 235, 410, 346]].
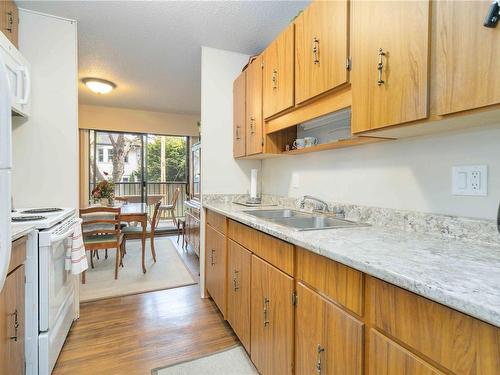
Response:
[[369, 329, 442, 375], [295, 282, 363, 375], [205, 224, 227, 316], [0, 264, 25, 375], [251, 255, 294, 375], [227, 240, 251, 352]]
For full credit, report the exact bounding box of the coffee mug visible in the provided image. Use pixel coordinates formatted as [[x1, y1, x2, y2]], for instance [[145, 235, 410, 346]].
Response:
[[304, 137, 319, 147], [293, 138, 305, 149]]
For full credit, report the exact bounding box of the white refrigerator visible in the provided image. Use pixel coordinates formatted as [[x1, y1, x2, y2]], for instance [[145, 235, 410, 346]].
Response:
[[0, 52, 12, 292]]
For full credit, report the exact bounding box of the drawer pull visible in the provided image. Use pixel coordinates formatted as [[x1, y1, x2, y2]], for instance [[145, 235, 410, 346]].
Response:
[[6, 12, 14, 33], [272, 69, 278, 90], [377, 48, 386, 85], [263, 297, 270, 327], [312, 37, 320, 64], [249, 117, 255, 135], [10, 309, 19, 342], [316, 344, 325, 374], [232, 270, 239, 291], [235, 125, 241, 140], [210, 249, 216, 266]]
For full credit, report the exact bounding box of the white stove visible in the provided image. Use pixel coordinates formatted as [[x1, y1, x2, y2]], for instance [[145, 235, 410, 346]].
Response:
[[11, 207, 78, 375], [11, 207, 75, 229]]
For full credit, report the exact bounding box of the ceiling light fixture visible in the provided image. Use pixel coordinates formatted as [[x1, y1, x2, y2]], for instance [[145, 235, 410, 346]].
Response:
[[82, 78, 116, 94]]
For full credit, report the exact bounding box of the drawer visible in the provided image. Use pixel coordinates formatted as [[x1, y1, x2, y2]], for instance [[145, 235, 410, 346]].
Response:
[[205, 209, 226, 234], [9, 236, 27, 274], [367, 276, 500, 374], [296, 247, 363, 316], [228, 220, 294, 275]]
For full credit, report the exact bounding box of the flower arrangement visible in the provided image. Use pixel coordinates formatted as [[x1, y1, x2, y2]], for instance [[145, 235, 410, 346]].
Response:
[[91, 180, 115, 203]]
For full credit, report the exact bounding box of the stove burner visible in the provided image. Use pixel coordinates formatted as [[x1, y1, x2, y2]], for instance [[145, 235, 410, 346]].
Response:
[[12, 215, 47, 222], [22, 208, 63, 214]]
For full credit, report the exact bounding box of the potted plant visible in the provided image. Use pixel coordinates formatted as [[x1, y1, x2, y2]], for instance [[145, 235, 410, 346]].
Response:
[[91, 179, 115, 206]]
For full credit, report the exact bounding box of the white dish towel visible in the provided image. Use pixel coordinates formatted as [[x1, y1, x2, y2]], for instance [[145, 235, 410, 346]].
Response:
[[65, 218, 88, 275]]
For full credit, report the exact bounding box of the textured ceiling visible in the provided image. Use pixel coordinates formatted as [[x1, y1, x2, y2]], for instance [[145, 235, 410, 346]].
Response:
[[17, 1, 308, 114]]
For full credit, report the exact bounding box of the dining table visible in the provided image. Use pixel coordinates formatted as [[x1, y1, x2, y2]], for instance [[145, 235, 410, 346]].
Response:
[[83, 202, 150, 274]]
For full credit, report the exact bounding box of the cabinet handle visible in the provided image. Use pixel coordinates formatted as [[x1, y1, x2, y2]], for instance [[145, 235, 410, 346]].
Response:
[[235, 125, 241, 140], [10, 309, 19, 342], [312, 37, 320, 64], [272, 69, 278, 90], [6, 12, 14, 33], [210, 249, 216, 266], [263, 297, 270, 327], [232, 270, 239, 291], [377, 48, 386, 86], [316, 345, 325, 374], [250, 117, 255, 135]]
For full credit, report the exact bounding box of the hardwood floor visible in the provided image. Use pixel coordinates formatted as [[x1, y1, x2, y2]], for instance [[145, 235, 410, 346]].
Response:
[[53, 285, 238, 375]]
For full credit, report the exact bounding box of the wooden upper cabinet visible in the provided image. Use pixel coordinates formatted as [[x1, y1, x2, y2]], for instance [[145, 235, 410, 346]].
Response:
[[262, 23, 294, 119], [227, 240, 251, 352], [1, 1, 19, 48], [369, 329, 443, 375], [351, 1, 430, 133], [295, 282, 363, 375], [295, 0, 349, 104], [251, 256, 294, 375], [246, 55, 263, 156], [205, 225, 227, 316], [432, 1, 500, 115], [233, 71, 246, 158]]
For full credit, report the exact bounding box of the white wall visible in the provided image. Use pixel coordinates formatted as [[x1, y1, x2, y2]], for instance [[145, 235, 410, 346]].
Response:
[[200, 47, 261, 296], [200, 47, 261, 195], [263, 124, 500, 220], [12, 9, 78, 209]]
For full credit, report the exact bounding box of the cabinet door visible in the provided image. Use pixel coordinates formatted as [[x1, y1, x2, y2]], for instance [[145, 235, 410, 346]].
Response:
[[227, 240, 251, 352], [246, 56, 263, 156], [263, 23, 294, 119], [0, 265, 25, 375], [432, 1, 500, 115], [205, 225, 226, 316], [295, 0, 349, 104], [251, 256, 293, 375], [233, 71, 246, 158], [295, 282, 326, 375], [369, 329, 443, 375], [351, 1, 430, 133], [324, 297, 363, 374], [295, 282, 363, 375]]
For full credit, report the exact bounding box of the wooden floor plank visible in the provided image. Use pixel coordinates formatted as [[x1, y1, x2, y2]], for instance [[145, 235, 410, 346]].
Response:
[[53, 285, 238, 375]]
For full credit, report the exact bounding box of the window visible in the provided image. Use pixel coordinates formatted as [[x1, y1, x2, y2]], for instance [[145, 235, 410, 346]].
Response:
[[107, 148, 113, 163], [122, 177, 129, 182], [98, 148, 104, 162]]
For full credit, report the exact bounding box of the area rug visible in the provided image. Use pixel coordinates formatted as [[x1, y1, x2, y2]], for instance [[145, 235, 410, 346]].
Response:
[[80, 237, 196, 302], [152, 346, 258, 375]]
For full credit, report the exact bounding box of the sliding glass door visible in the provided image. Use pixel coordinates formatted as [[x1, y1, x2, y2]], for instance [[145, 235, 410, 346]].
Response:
[[89, 130, 189, 219]]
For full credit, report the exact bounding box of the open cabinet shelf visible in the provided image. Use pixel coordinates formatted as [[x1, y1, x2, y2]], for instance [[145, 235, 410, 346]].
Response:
[[281, 136, 389, 155]]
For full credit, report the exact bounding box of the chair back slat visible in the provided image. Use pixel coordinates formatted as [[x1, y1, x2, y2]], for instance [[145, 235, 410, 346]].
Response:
[[151, 200, 162, 229], [80, 207, 121, 238], [171, 188, 181, 210]]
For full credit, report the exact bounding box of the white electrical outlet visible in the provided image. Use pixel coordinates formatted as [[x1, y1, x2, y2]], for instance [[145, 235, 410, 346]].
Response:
[[452, 165, 488, 196], [291, 172, 300, 189]]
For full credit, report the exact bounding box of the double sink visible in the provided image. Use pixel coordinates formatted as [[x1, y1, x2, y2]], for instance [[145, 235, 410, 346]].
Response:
[[243, 209, 367, 231]]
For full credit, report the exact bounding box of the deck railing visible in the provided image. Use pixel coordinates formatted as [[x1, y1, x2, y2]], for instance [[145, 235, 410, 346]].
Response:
[[89, 181, 188, 219]]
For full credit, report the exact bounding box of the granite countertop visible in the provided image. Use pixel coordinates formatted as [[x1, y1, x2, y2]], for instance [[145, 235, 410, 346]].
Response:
[[11, 224, 35, 241], [203, 201, 500, 327]]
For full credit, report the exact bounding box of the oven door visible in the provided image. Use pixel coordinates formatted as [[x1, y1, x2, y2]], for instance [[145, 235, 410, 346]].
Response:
[[39, 223, 76, 332]]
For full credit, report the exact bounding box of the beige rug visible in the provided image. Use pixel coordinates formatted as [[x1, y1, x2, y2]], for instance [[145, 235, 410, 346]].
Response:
[[152, 346, 258, 375], [80, 237, 196, 302]]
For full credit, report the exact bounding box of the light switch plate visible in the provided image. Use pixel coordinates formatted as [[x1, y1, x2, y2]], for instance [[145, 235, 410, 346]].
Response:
[[291, 172, 300, 189], [452, 165, 488, 196]]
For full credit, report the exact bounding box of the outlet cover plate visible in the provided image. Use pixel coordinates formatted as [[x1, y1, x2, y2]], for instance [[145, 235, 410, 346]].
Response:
[[452, 165, 488, 196]]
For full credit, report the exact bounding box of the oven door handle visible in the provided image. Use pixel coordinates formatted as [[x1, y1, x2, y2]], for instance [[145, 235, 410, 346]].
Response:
[[50, 219, 80, 243]]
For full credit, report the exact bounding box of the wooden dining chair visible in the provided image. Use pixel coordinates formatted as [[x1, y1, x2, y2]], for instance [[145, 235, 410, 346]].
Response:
[[121, 200, 162, 265], [80, 207, 123, 283], [161, 187, 181, 230]]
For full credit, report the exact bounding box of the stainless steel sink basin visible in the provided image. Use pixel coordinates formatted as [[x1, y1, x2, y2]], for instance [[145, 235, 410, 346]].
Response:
[[243, 209, 367, 231], [243, 209, 309, 219]]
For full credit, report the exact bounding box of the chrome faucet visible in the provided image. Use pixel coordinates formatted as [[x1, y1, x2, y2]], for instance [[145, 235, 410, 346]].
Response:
[[299, 195, 330, 213]]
